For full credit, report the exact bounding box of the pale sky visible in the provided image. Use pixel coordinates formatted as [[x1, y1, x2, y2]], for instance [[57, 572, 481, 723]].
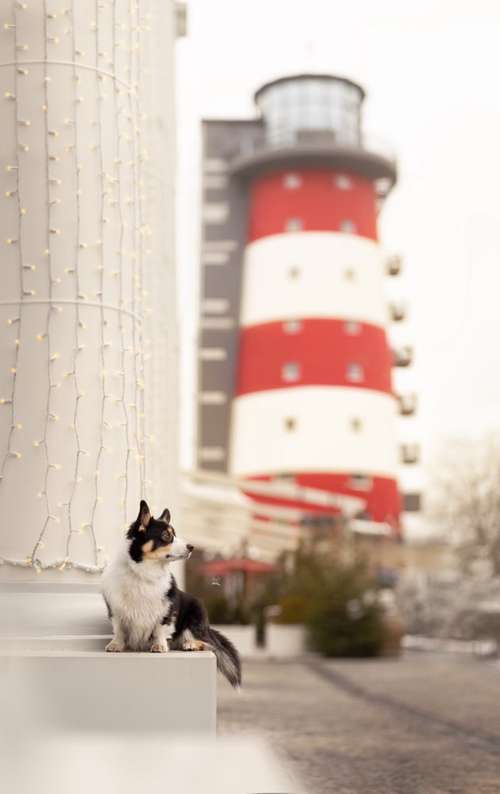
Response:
[[176, 0, 500, 473]]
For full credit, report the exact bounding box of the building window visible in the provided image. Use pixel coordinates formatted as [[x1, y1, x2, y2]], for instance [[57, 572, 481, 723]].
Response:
[[288, 266, 300, 279], [285, 217, 303, 232], [335, 174, 353, 190], [199, 447, 225, 462], [283, 173, 302, 190], [340, 219, 356, 234], [202, 298, 229, 315], [349, 474, 372, 491], [284, 417, 297, 431], [204, 174, 229, 190], [200, 347, 227, 361], [283, 319, 303, 334], [343, 267, 356, 281], [203, 239, 238, 252], [204, 158, 228, 174], [346, 362, 364, 383], [344, 320, 361, 335], [202, 202, 229, 224], [200, 316, 234, 330], [201, 251, 229, 266], [199, 391, 227, 405], [282, 361, 301, 382]]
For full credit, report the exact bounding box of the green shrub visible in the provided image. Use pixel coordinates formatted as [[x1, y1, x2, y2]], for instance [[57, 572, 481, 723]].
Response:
[[276, 594, 309, 624], [306, 593, 387, 657], [259, 547, 389, 657], [304, 562, 388, 657]]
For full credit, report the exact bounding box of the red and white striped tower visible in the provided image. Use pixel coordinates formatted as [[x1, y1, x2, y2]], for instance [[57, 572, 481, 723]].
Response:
[[229, 75, 402, 534]]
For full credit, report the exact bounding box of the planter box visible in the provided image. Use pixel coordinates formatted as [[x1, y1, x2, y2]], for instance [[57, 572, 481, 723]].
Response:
[[266, 624, 307, 657], [212, 624, 258, 657]]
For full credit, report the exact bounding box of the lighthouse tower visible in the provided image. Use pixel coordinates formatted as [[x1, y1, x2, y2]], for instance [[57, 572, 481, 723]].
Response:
[[198, 74, 419, 538]]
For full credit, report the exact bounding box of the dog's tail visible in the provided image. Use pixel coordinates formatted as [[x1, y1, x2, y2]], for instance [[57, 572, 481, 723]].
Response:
[[204, 626, 241, 689]]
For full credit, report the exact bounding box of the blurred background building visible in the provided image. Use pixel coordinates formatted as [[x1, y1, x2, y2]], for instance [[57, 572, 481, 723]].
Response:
[[194, 74, 420, 557]]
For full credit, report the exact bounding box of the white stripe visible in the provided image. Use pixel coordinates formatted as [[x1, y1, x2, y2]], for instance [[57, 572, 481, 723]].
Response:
[[241, 232, 388, 328], [230, 386, 399, 478]]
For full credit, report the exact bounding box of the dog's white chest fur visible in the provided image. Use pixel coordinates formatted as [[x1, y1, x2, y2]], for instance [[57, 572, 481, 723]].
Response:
[[102, 548, 173, 651]]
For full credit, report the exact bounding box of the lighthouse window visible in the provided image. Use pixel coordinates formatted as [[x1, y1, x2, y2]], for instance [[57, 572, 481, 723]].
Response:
[[283, 319, 303, 334], [346, 362, 364, 383], [350, 417, 363, 432], [285, 217, 303, 232], [343, 267, 356, 281], [283, 173, 302, 190], [340, 219, 356, 234], [335, 174, 353, 190], [284, 417, 297, 432], [288, 267, 301, 279], [344, 320, 361, 336], [282, 361, 301, 382], [349, 474, 372, 491]]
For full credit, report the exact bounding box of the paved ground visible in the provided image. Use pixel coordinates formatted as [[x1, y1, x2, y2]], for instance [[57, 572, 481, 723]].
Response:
[[217, 654, 500, 794]]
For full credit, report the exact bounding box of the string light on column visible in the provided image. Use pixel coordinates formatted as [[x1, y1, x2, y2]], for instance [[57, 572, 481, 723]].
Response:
[[0, 0, 154, 575]]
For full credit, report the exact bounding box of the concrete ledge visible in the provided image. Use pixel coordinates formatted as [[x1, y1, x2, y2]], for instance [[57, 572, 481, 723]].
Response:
[[1, 634, 111, 653], [0, 589, 109, 637], [1, 736, 303, 794], [1, 648, 216, 736]]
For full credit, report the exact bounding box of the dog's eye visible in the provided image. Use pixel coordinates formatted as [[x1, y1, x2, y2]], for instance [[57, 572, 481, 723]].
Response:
[[161, 530, 170, 543]]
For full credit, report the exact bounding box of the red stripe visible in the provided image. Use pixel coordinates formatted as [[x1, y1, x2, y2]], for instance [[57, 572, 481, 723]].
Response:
[[236, 319, 393, 396], [248, 169, 378, 242], [246, 473, 401, 530]]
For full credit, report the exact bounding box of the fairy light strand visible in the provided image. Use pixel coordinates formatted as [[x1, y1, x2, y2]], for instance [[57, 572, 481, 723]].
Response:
[[127, 0, 146, 497], [134, 0, 148, 498], [0, 59, 133, 90], [113, 0, 132, 529], [0, 2, 23, 486], [0, 1, 151, 574], [64, 0, 93, 564], [86, 0, 107, 563], [30, 0, 60, 566]]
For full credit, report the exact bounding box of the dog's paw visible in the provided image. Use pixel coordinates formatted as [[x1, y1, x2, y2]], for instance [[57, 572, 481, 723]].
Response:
[[150, 642, 169, 653], [105, 639, 125, 653], [182, 640, 205, 652]]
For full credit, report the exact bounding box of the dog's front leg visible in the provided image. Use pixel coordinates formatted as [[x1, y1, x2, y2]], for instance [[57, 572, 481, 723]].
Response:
[[106, 617, 126, 652], [150, 623, 169, 653]]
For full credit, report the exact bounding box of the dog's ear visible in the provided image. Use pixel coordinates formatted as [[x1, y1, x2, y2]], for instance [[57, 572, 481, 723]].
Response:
[[136, 500, 151, 531], [159, 508, 171, 525]]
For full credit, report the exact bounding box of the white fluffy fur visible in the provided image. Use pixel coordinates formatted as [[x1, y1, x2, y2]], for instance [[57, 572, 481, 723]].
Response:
[[101, 535, 190, 652]]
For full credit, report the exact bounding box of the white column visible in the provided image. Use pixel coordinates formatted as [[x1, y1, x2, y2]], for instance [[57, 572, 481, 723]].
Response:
[[0, 0, 178, 584]]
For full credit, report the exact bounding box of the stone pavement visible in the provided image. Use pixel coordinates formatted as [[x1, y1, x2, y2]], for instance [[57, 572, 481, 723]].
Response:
[[217, 654, 500, 794]]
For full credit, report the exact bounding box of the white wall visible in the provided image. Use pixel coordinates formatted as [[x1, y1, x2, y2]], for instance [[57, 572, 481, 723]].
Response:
[[230, 386, 399, 477], [241, 232, 388, 328]]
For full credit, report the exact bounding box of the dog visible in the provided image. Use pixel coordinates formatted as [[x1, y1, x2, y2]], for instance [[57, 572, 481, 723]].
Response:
[[101, 499, 241, 688]]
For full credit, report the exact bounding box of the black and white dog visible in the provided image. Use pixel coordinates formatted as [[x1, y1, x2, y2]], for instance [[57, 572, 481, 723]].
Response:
[[101, 500, 241, 688]]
